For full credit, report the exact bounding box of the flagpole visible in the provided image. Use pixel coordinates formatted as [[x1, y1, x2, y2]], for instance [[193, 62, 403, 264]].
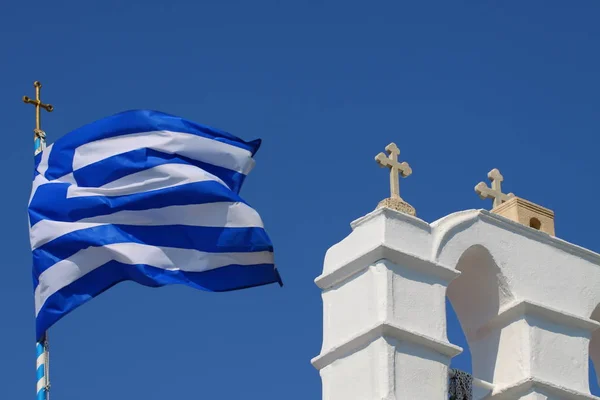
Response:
[[24, 81, 53, 400], [34, 134, 51, 400], [36, 335, 50, 400], [34, 127, 50, 400]]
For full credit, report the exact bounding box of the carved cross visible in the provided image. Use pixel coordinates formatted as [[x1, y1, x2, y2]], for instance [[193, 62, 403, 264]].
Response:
[[375, 143, 412, 199], [475, 168, 514, 208]]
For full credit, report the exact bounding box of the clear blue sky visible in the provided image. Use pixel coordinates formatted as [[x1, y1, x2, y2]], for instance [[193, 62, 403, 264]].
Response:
[[2, 1, 600, 398]]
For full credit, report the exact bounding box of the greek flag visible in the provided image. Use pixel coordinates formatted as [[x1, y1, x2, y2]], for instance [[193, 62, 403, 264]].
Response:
[[29, 110, 281, 340]]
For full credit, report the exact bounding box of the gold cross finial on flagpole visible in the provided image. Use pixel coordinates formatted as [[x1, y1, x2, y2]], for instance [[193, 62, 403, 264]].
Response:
[[23, 81, 54, 140]]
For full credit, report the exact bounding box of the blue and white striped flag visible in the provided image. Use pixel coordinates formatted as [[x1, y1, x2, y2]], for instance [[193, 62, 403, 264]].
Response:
[[29, 110, 282, 340]]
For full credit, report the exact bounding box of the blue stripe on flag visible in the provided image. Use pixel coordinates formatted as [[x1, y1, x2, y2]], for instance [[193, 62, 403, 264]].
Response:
[[36, 262, 281, 339]]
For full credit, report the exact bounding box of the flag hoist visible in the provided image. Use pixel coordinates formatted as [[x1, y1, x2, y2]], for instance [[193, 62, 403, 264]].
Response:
[[23, 80, 53, 400]]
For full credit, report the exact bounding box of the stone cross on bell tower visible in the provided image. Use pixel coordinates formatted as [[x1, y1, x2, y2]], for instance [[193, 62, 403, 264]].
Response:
[[475, 168, 556, 235], [475, 168, 515, 209], [375, 142, 416, 216]]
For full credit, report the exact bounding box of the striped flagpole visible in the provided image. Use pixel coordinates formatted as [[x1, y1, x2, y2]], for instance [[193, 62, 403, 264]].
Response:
[[24, 80, 53, 400], [36, 336, 50, 400]]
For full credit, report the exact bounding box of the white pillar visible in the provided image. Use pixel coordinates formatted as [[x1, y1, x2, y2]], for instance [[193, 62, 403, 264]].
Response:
[[312, 208, 461, 400], [465, 301, 599, 399]]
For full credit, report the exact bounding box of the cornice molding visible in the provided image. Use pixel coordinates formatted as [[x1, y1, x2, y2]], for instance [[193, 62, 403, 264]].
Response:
[[315, 243, 460, 290], [311, 322, 462, 371]]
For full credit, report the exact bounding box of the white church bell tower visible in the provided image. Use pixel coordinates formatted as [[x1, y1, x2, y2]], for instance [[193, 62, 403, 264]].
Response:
[[312, 143, 600, 400]]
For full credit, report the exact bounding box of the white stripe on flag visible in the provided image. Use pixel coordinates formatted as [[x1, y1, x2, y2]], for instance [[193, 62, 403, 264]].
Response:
[[30, 202, 265, 250], [29, 174, 48, 204], [34, 243, 274, 314], [73, 130, 256, 175], [36, 143, 53, 177], [66, 163, 228, 198]]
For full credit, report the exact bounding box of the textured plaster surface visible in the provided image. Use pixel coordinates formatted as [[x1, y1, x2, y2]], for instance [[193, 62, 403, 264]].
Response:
[[315, 206, 600, 399], [376, 197, 416, 216]]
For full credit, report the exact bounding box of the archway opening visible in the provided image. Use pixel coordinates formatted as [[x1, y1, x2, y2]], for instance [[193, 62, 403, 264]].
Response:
[[447, 298, 471, 371], [446, 245, 514, 388]]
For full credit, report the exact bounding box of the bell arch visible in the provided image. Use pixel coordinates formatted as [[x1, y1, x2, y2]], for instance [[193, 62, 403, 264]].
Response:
[[446, 244, 514, 385]]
